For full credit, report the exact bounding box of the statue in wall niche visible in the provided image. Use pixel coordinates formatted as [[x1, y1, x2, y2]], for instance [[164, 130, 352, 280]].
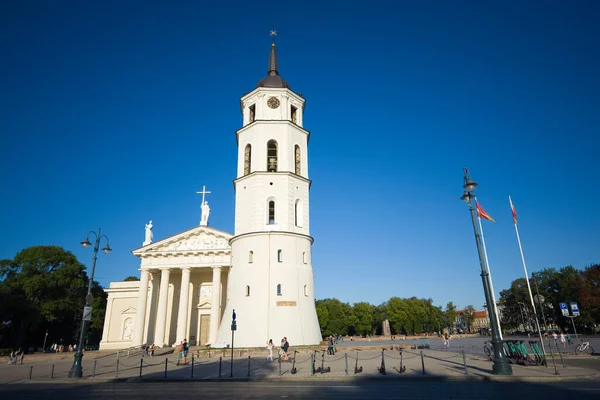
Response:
[[143, 221, 153, 246], [123, 318, 133, 339]]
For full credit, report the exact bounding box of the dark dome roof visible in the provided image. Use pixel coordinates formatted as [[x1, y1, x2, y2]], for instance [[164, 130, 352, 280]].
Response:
[[257, 74, 290, 89], [256, 43, 291, 89]]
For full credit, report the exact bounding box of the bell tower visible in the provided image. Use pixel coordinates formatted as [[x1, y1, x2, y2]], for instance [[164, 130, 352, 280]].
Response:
[[216, 41, 321, 347]]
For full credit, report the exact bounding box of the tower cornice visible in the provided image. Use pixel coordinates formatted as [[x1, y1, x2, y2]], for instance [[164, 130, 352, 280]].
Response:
[[235, 120, 311, 146], [232, 171, 312, 190]]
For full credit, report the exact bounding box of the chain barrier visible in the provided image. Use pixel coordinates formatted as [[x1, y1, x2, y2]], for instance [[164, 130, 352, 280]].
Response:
[[423, 352, 462, 360], [384, 352, 420, 360], [143, 360, 165, 367], [94, 360, 118, 368], [346, 354, 382, 361]]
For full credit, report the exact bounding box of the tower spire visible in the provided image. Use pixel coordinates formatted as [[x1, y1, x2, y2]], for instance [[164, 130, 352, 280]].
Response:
[[268, 30, 279, 76], [256, 30, 290, 89]]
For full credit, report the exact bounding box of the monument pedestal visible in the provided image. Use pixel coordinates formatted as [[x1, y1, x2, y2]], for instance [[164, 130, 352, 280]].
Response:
[[382, 319, 391, 337]]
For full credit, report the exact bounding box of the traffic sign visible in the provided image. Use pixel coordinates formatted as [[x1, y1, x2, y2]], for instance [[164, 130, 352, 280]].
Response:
[[86, 294, 94, 303], [570, 302, 580, 316], [559, 302, 569, 317], [83, 306, 93, 322]]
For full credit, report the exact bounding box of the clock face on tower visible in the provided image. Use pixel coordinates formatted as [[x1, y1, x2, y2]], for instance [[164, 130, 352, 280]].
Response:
[[267, 97, 280, 109]]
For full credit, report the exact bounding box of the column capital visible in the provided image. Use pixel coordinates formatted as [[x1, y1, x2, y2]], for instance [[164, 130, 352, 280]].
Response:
[[211, 266, 222, 270], [180, 267, 191, 272]]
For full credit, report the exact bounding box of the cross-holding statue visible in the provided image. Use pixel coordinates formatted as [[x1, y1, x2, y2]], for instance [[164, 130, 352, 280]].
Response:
[[196, 185, 212, 226], [143, 220, 153, 246]]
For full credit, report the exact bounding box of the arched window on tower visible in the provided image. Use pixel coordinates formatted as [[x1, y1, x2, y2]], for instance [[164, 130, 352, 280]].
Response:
[[295, 199, 303, 228], [246, 285, 250, 296], [268, 200, 275, 224], [295, 145, 301, 175], [244, 144, 252, 175], [277, 249, 283, 263], [277, 284, 282, 296], [304, 285, 308, 297], [249, 250, 254, 263], [267, 140, 278, 172]]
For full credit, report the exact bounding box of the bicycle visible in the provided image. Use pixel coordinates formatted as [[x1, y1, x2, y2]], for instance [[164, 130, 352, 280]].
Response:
[[575, 339, 595, 355], [484, 341, 493, 361], [484, 340, 511, 362]]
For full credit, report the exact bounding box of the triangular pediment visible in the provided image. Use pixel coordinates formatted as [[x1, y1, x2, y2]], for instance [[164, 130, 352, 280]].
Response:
[[121, 306, 137, 314], [133, 226, 232, 257]]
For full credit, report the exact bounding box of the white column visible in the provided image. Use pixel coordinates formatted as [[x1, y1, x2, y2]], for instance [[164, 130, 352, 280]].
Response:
[[132, 269, 150, 346], [100, 297, 113, 344], [208, 266, 222, 344], [154, 268, 171, 347], [176, 268, 191, 343]]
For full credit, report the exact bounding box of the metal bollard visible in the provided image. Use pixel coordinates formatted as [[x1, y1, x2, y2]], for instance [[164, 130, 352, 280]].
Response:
[[29, 366, 33, 380], [462, 350, 468, 375], [219, 356, 222, 377], [93, 359, 97, 378], [164, 358, 168, 378], [344, 353, 348, 376], [247, 356, 251, 377], [191, 355, 195, 378], [139, 358, 143, 377], [420, 350, 425, 375], [278, 354, 282, 376], [51, 364, 55, 379], [311, 353, 315, 375], [116, 359, 120, 377]]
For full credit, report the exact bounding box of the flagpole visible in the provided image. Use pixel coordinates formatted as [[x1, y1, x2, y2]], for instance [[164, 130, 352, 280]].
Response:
[[476, 212, 503, 340], [509, 195, 547, 359]]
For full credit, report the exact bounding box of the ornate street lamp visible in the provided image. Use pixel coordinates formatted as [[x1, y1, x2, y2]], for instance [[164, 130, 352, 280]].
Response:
[[460, 169, 512, 375], [68, 228, 111, 378]]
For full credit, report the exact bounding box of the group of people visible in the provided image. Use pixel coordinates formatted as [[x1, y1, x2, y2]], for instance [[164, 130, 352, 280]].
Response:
[[50, 343, 75, 353], [547, 331, 573, 346], [327, 336, 339, 355], [7, 348, 25, 365], [177, 339, 190, 365], [266, 337, 289, 361], [142, 343, 156, 357]]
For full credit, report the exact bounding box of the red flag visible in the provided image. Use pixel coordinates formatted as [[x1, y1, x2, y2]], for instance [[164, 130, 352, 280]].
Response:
[[509, 196, 517, 225], [476, 200, 496, 223]]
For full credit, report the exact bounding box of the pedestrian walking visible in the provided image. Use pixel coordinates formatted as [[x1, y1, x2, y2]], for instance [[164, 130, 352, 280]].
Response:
[[560, 332, 566, 347], [282, 337, 289, 361], [566, 333, 573, 346], [183, 339, 189, 364], [266, 339, 274, 361]]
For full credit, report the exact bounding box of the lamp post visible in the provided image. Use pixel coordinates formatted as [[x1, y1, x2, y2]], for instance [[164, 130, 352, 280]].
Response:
[[68, 228, 111, 378], [460, 168, 512, 375], [42, 329, 49, 352]]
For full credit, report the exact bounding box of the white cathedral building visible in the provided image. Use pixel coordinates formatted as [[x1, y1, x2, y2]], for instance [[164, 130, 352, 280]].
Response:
[[100, 42, 322, 350]]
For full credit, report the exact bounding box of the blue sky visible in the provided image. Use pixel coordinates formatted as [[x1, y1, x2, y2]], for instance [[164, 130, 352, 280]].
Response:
[[1, 1, 598, 312]]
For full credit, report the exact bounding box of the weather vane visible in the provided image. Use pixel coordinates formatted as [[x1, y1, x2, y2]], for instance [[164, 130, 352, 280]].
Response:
[[270, 30, 278, 44]]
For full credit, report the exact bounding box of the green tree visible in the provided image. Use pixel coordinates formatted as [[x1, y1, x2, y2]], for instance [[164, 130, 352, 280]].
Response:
[[315, 298, 353, 338], [443, 302, 457, 331], [0, 246, 107, 348], [351, 302, 375, 336], [124, 276, 140, 281], [463, 305, 476, 332], [580, 264, 600, 324]]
